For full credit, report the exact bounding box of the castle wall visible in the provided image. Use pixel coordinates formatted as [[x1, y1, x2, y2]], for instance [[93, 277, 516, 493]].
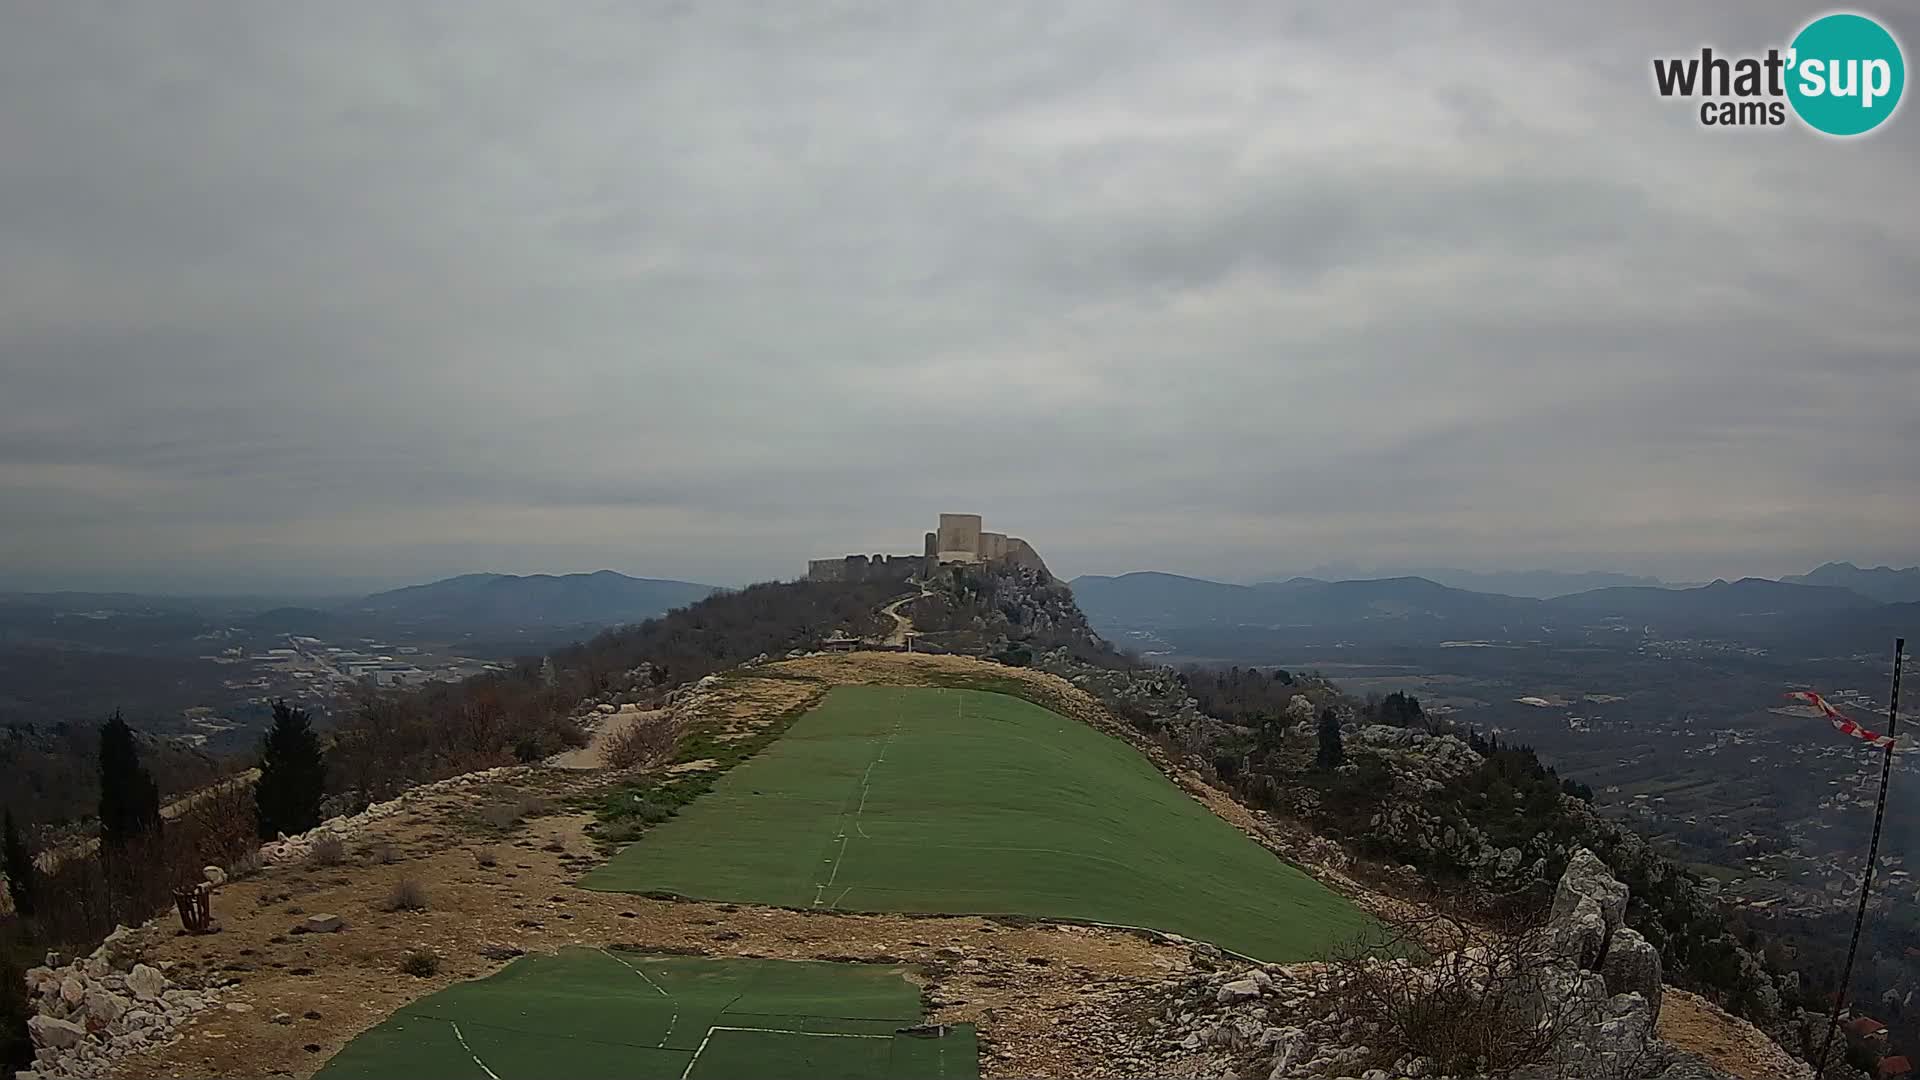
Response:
[[809, 514, 1049, 582], [807, 558, 850, 582], [807, 553, 922, 583], [1003, 537, 1051, 579]]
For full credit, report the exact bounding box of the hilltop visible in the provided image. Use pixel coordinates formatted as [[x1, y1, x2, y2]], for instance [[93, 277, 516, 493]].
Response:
[[4, 566, 1833, 1080], [351, 571, 718, 629]]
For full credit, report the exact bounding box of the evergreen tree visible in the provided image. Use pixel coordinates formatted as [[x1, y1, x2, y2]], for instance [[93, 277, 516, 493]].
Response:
[[97, 711, 161, 846], [255, 701, 326, 840], [2, 809, 32, 918], [1316, 707, 1345, 769]]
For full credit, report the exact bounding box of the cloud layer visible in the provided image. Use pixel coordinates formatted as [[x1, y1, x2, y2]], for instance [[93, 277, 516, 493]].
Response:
[[4, 2, 1916, 591]]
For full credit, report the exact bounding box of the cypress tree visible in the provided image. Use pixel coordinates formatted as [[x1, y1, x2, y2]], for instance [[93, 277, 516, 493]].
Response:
[[2, 809, 32, 918], [98, 710, 161, 846], [255, 701, 326, 839], [1316, 707, 1345, 770]]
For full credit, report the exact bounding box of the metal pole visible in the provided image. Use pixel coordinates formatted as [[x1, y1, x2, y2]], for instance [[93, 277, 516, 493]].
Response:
[[1817, 638, 1905, 1078]]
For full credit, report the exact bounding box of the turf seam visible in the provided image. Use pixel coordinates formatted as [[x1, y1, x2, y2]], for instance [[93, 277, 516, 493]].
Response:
[[679, 1023, 899, 1080], [405, 1015, 688, 1054], [600, 947, 679, 1048], [448, 1020, 502, 1080], [815, 711, 903, 908]]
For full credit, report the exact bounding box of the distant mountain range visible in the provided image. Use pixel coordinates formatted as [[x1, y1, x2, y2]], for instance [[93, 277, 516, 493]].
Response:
[[1781, 562, 1920, 605], [349, 571, 718, 629], [1070, 566, 1915, 654], [1288, 567, 1666, 599]]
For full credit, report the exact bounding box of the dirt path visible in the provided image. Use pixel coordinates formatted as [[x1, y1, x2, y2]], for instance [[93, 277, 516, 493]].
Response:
[[878, 590, 926, 646], [547, 705, 664, 770]]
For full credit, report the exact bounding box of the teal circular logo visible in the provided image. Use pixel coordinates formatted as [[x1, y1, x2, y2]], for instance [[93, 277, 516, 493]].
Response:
[[1787, 12, 1905, 136]]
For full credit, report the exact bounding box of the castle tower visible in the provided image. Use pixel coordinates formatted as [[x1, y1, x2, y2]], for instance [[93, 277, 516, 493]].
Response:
[[936, 513, 983, 563]]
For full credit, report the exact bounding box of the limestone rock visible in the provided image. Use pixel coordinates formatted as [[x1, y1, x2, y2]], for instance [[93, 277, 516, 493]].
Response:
[[1554, 893, 1609, 969], [85, 988, 128, 1025], [1216, 977, 1263, 1004], [303, 913, 345, 934], [1552, 847, 1628, 946], [1602, 926, 1664, 1023], [27, 1015, 86, 1050], [126, 963, 166, 1001], [98, 924, 144, 971]]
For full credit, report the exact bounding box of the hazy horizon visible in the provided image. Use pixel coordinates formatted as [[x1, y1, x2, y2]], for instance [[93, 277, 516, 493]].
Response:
[[5, 4, 1916, 594], [3, 552, 1914, 599]]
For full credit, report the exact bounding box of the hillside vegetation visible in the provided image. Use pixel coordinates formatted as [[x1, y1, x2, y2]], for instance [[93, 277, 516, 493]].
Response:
[[919, 562, 1836, 1067]]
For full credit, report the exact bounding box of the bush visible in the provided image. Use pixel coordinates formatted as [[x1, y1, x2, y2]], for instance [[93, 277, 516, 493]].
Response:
[[475, 793, 552, 833], [400, 949, 439, 977], [307, 834, 345, 867], [475, 802, 521, 831], [384, 877, 428, 912], [1322, 907, 1579, 1078], [604, 717, 680, 771], [226, 848, 264, 881]]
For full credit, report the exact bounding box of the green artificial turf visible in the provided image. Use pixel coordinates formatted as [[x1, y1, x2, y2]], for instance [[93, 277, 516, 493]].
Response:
[[314, 949, 974, 1080], [582, 685, 1374, 961]]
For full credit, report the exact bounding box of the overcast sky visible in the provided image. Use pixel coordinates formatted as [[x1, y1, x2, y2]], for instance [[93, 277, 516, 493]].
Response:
[[3, 3, 1916, 593]]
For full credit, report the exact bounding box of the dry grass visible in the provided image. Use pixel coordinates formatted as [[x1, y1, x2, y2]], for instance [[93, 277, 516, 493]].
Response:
[[400, 949, 440, 977], [603, 715, 682, 770], [474, 793, 552, 833], [307, 834, 346, 867], [382, 877, 428, 913], [226, 848, 264, 881]]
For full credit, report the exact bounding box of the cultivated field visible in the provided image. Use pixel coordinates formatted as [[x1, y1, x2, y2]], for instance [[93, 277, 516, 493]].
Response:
[[315, 949, 974, 1080], [583, 685, 1372, 960]]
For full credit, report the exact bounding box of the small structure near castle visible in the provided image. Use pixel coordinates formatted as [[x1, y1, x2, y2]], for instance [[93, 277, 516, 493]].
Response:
[[807, 513, 1050, 582]]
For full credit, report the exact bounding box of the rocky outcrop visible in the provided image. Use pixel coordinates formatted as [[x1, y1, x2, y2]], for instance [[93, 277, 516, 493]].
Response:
[[19, 924, 218, 1079], [1145, 851, 1768, 1080]]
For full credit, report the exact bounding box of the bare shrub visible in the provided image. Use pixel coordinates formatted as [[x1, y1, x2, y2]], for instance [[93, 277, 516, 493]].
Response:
[[383, 877, 428, 912], [226, 847, 264, 881], [400, 949, 440, 977], [177, 781, 258, 865], [603, 716, 682, 771], [307, 834, 345, 867], [475, 802, 521, 831], [1321, 905, 1579, 1079], [473, 847, 498, 868]]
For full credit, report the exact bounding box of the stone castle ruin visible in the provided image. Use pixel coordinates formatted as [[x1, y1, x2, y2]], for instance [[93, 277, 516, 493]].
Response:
[[807, 513, 1050, 582]]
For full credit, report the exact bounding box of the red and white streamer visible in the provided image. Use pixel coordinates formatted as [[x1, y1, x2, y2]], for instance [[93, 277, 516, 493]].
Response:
[[1787, 690, 1895, 750]]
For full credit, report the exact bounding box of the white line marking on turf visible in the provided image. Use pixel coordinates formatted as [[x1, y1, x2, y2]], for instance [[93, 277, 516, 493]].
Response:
[[681, 1021, 899, 1075], [600, 948, 679, 1047], [815, 711, 903, 906], [450, 1021, 502, 1080], [853, 720, 900, 841]]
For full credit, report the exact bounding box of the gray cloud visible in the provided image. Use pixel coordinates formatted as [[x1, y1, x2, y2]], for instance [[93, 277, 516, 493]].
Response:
[[2, 2, 1916, 592]]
